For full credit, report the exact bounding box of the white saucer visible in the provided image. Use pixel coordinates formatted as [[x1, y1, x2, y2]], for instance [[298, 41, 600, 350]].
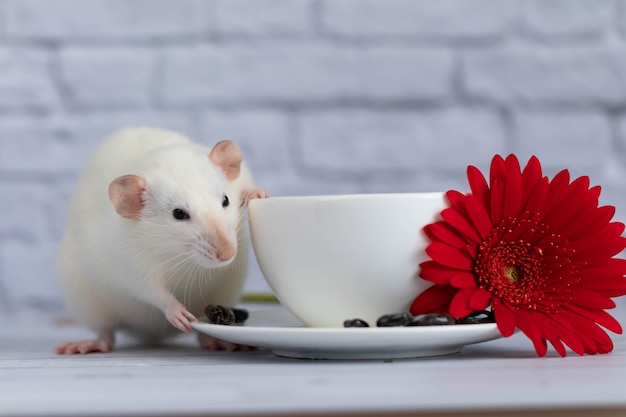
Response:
[[192, 309, 505, 360]]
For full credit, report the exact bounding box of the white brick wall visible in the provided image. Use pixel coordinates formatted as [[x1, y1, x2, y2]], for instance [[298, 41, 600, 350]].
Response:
[[2, 0, 626, 317]]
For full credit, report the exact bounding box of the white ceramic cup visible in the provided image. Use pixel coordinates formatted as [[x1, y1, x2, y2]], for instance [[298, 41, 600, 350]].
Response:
[[248, 192, 446, 328]]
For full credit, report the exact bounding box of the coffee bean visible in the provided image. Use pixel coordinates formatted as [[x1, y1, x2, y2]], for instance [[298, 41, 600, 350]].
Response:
[[376, 312, 413, 327], [231, 308, 249, 324], [408, 313, 456, 326], [343, 318, 370, 328], [456, 310, 495, 324], [204, 304, 236, 325]]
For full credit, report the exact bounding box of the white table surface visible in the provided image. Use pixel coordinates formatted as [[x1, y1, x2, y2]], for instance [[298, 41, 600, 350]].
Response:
[[2, 307, 626, 417]]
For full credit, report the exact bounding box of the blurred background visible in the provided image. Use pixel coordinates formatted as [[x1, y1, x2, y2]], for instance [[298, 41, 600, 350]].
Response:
[[2, 0, 626, 319]]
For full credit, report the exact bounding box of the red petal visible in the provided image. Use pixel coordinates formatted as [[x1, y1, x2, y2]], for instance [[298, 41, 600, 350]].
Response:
[[489, 155, 507, 187], [570, 288, 616, 310], [569, 205, 616, 241], [493, 300, 517, 337], [490, 178, 504, 226], [545, 169, 571, 210], [419, 260, 456, 285], [502, 159, 523, 219], [426, 242, 475, 270], [450, 272, 478, 288], [514, 310, 548, 357], [565, 304, 623, 334], [523, 177, 550, 215], [468, 287, 491, 310], [520, 156, 543, 203], [467, 165, 489, 210], [445, 189, 466, 208], [424, 222, 473, 252], [449, 288, 475, 318], [462, 195, 492, 240], [441, 208, 482, 244], [410, 285, 457, 316]]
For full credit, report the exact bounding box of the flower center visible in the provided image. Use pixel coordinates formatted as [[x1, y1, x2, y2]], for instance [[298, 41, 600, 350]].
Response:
[[472, 212, 581, 312], [503, 266, 520, 282], [476, 236, 547, 307]]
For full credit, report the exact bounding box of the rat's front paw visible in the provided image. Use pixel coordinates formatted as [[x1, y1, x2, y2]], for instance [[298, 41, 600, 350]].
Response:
[[242, 188, 269, 206], [165, 302, 197, 332]]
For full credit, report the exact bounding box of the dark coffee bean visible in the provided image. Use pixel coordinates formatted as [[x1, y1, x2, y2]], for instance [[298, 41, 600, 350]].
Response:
[[343, 318, 370, 328], [408, 313, 456, 326], [456, 310, 495, 324], [231, 308, 249, 324], [376, 312, 413, 327], [204, 304, 236, 325]]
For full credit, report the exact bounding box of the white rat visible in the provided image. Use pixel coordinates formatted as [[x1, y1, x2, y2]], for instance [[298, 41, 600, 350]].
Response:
[[55, 127, 267, 354]]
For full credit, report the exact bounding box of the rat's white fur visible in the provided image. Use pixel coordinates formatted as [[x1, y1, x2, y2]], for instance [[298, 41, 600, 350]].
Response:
[[57, 127, 255, 345]]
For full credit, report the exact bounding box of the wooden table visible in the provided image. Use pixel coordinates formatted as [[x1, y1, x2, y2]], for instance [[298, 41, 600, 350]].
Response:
[[1, 309, 626, 417]]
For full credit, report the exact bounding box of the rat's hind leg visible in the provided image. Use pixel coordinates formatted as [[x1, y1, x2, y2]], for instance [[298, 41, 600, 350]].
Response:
[[55, 329, 115, 355]]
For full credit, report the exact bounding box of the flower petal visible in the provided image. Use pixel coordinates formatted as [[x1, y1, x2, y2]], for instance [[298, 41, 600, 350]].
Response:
[[569, 288, 616, 310], [462, 195, 493, 240], [419, 260, 456, 285], [502, 158, 523, 219], [424, 222, 470, 251], [468, 287, 491, 310], [467, 165, 489, 210], [450, 272, 478, 289], [492, 300, 517, 337], [565, 304, 623, 335], [441, 207, 483, 244], [410, 285, 457, 316], [448, 288, 476, 318], [514, 310, 548, 357], [426, 242, 475, 270]]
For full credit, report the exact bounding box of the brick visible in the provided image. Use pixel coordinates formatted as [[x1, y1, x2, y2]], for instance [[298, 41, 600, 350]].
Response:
[[0, 182, 51, 244], [297, 108, 506, 174], [321, 0, 517, 39], [616, 115, 626, 152], [0, 242, 65, 307], [161, 45, 453, 104], [463, 47, 626, 105], [199, 111, 292, 173], [216, 0, 313, 37], [513, 110, 611, 177], [364, 172, 470, 195], [622, 0, 626, 37], [522, 0, 614, 38], [0, 47, 58, 110], [253, 170, 365, 197], [60, 47, 156, 108], [6, 0, 210, 40], [0, 1, 6, 36], [0, 112, 196, 174]]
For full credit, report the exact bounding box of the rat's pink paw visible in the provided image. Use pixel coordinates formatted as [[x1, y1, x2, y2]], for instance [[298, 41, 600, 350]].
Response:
[[197, 333, 255, 352], [165, 303, 197, 332], [55, 339, 111, 355], [242, 188, 269, 206]]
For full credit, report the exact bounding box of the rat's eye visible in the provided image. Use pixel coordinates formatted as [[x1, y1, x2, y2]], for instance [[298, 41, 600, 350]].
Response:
[[172, 208, 190, 221], [222, 195, 230, 208]]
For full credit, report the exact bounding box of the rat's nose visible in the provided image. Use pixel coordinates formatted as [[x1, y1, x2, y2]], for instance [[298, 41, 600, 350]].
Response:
[[216, 244, 236, 262]]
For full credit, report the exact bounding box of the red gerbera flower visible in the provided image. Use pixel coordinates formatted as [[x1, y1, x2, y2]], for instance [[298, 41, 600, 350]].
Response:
[[411, 154, 626, 357]]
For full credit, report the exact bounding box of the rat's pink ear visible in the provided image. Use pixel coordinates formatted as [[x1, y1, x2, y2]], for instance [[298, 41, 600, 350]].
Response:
[[108, 175, 147, 220], [209, 140, 242, 181]]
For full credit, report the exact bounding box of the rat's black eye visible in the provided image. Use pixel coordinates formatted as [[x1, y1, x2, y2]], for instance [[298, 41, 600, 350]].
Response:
[[172, 208, 190, 220], [222, 195, 230, 208]]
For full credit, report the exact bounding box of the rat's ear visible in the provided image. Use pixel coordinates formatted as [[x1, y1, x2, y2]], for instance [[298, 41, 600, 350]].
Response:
[[109, 175, 147, 220], [209, 140, 242, 181]]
